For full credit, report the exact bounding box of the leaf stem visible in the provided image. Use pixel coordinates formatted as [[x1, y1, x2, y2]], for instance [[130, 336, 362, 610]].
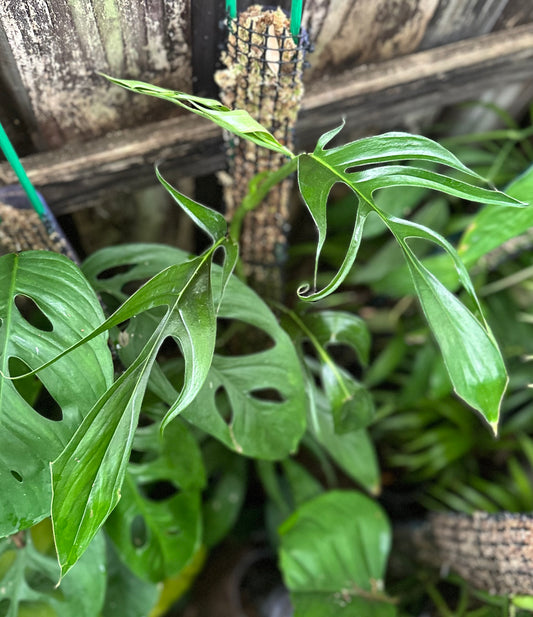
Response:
[[229, 157, 298, 243]]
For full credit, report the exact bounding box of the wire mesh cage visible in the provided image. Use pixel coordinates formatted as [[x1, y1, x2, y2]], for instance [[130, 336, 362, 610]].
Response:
[[216, 5, 309, 297]]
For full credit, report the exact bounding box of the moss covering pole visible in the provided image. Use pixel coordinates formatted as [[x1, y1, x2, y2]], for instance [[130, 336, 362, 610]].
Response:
[[219, 1, 307, 299]]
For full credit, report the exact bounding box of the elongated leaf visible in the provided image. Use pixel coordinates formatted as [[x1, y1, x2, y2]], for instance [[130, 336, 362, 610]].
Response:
[[51, 254, 217, 577], [305, 367, 379, 493], [181, 274, 307, 459], [0, 252, 113, 535], [297, 129, 516, 426], [105, 419, 205, 582], [104, 75, 293, 157], [156, 170, 238, 306], [279, 491, 395, 617], [0, 525, 106, 617], [402, 248, 506, 430]]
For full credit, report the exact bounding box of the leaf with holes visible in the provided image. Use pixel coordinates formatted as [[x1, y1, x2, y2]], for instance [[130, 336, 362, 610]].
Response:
[[51, 251, 217, 578], [105, 419, 205, 582], [104, 75, 293, 158], [279, 491, 395, 617], [0, 524, 106, 617], [297, 127, 518, 428], [0, 252, 113, 536], [181, 274, 307, 460]]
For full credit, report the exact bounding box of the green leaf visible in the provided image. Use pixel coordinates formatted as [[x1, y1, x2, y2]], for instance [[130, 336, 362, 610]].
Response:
[[0, 252, 113, 535], [286, 310, 374, 433], [102, 538, 158, 617], [181, 275, 307, 459], [156, 169, 238, 306], [279, 491, 395, 617], [104, 75, 293, 158], [458, 163, 533, 266], [202, 441, 247, 548], [51, 253, 217, 577], [389, 219, 507, 428], [105, 419, 205, 582], [298, 129, 524, 301], [0, 525, 106, 617], [305, 369, 380, 493]]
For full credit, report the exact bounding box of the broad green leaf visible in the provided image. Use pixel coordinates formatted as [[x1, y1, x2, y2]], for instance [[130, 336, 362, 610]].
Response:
[[384, 216, 507, 428], [286, 310, 374, 433], [104, 75, 293, 158], [0, 252, 113, 535], [301, 311, 370, 367], [86, 244, 307, 460], [105, 419, 205, 582], [102, 539, 158, 617], [202, 441, 247, 548], [305, 369, 380, 493], [0, 524, 106, 617], [181, 274, 307, 459], [51, 253, 217, 577], [279, 491, 395, 617]]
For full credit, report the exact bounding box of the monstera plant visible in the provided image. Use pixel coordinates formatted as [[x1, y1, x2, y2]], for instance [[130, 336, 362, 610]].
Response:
[[0, 77, 528, 617]]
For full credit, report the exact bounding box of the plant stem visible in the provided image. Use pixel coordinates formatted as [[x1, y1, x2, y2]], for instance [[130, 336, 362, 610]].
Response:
[[229, 157, 298, 243]]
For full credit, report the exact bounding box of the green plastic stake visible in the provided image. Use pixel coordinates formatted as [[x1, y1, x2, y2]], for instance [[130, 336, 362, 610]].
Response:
[[226, 0, 237, 19], [290, 0, 303, 41], [0, 121, 45, 219]]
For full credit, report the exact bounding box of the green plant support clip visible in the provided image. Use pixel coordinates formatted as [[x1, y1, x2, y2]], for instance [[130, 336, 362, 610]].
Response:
[[0, 120, 45, 219], [224, 1, 303, 41]]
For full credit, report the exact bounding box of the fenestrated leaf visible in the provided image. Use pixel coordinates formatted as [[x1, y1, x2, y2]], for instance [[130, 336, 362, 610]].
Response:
[[0, 252, 113, 536], [278, 491, 395, 617], [181, 274, 307, 460], [104, 75, 293, 158], [0, 524, 106, 617], [102, 538, 158, 617], [105, 419, 205, 582], [297, 130, 524, 301], [297, 128, 517, 427], [51, 252, 218, 578]]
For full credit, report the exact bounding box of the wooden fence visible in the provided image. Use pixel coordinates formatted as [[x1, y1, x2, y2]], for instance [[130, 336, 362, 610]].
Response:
[[0, 0, 532, 214]]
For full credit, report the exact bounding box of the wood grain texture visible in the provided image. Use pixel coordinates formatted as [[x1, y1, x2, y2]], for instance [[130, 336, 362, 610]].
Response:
[[420, 0, 509, 48], [302, 0, 439, 79], [1, 24, 533, 213], [0, 1, 191, 149], [495, 0, 533, 28]]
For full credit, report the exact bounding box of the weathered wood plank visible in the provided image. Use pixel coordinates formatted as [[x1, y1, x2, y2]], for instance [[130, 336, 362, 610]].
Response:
[[0, 1, 191, 149], [495, 0, 533, 28], [302, 0, 439, 79], [420, 0, 509, 48], [1, 24, 532, 213]]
